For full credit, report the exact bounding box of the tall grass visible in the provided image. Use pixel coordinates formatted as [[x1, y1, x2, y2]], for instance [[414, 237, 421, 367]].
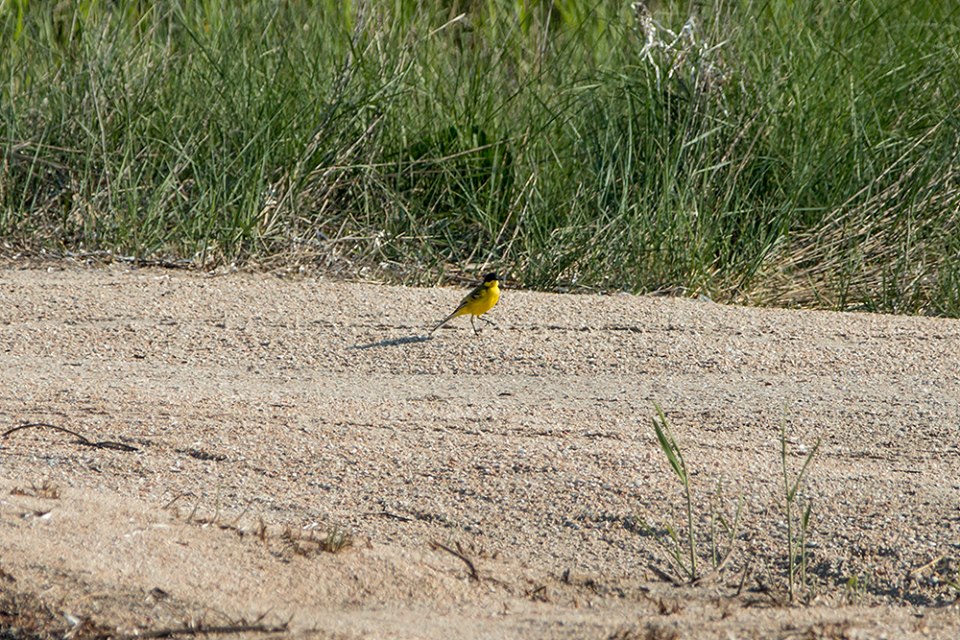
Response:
[[2, 1, 958, 315]]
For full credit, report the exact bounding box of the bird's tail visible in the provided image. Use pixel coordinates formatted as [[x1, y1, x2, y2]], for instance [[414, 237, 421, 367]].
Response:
[[430, 310, 460, 334]]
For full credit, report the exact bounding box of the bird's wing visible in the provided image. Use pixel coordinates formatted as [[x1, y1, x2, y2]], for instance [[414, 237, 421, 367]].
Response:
[[459, 284, 486, 306], [430, 284, 484, 333]]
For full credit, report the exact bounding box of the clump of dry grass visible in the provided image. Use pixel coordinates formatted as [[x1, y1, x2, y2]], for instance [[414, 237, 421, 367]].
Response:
[[0, 587, 110, 640], [10, 480, 61, 500], [162, 491, 355, 559], [282, 526, 355, 557]]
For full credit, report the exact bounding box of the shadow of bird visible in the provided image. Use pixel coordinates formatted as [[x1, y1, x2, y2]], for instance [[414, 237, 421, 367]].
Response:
[[350, 335, 433, 350]]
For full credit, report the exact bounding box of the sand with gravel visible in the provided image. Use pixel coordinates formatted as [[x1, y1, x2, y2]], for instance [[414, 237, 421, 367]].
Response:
[[1, 264, 958, 639]]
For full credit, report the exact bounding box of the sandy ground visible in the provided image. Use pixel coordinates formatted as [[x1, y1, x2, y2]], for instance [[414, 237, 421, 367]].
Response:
[[0, 264, 958, 639]]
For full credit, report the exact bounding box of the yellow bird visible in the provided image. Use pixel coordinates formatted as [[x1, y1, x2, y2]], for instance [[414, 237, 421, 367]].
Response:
[[431, 273, 501, 335]]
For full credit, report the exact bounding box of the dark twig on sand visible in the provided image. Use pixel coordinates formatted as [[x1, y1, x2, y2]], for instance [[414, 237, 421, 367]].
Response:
[[2, 422, 139, 452], [369, 509, 414, 522], [430, 541, 480, 581]]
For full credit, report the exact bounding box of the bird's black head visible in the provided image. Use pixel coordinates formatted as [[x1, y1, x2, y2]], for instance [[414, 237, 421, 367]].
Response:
[[483, 273, 499, 283]]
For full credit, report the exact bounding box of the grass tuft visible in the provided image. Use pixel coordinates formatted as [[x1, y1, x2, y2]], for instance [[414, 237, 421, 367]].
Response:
[[643, 403, 742, 584], [779, 418, 821, 602]]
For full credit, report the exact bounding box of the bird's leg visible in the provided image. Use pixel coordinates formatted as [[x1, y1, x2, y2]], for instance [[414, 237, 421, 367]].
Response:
[[471, 315, 480, 335], [479, 315, 497, 328]]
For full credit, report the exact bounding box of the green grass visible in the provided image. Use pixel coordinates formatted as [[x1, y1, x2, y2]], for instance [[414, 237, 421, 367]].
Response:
[[644, 403, 742, 584], [2, 0, 959, 315], [650, 402, 699, 582], [779, 419, 820, 602]]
